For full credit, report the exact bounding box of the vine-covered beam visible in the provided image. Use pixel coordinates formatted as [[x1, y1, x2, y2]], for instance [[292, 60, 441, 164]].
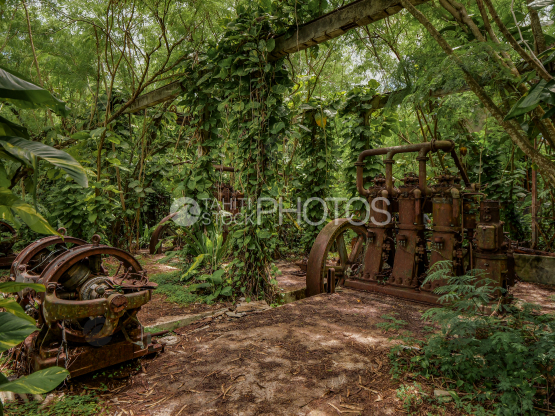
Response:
[[126, 0, 428, 114], [269, 0, 427, 59], [126, 81, 184, 114]]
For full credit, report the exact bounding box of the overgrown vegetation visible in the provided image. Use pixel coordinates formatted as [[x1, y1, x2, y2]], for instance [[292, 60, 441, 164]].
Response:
[[1, 0, 554, 301], [3, 393, 102, 416], [391, 262, 555, 415]]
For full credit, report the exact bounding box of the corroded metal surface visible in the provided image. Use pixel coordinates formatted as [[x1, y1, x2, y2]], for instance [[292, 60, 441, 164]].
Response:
[[306, 142, 514, 304], [306, 219, 366, 297], [16, 234, 159, 377], [11, 233, 88, 283]]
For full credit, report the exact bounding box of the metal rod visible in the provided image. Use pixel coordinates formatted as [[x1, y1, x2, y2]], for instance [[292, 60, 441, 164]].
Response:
[[355, 140, 472, 198]]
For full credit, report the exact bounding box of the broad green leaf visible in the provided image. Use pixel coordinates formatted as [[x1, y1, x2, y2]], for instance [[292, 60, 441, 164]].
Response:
[[181, 254, 205, 281], [208, 269, 225, 285], [0, 187, 58, 235], [271, 84, 288, 94], [0, 136, 87, 187], [90, 127, 106, 138], [0, 312, 37, 352], [0, 366, 69, 394], [504, 96, 538, 121], [519, 79, 546, 108], [266, 38, 275, 52], [0, 116, 30, 139], [88, 212, 97, 223], [196, 72, 212, 86], [0, 282, 45, 294], [220, 286, 233, 296], [257, 230, 272, 239], [0, 165, 9, 188], [271, 121, 285, 133], [0, 67, 69, 116], [0, 299, 35, 324], [71, 131, 90, 141]]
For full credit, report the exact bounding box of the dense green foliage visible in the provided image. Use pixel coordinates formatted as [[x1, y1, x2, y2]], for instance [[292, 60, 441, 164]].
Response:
[[1, 0, 554, 301], [391, 262, 555, 415]]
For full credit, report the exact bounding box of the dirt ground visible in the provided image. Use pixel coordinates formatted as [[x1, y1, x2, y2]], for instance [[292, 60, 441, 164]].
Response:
[[511, 280, 555, 313], [5, 251, 555, 415], [136, 258, 305, 326], [79, 256, 553, 416], [79, 289, 450, 416]]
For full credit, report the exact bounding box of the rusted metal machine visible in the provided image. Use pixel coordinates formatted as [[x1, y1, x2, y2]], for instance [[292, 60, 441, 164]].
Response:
[[149, 212, 180, 254], [0, 221, 17, 268], [12, 231, 162, 377], [149, 180, 244, 254], [306, 140, 515, 303]]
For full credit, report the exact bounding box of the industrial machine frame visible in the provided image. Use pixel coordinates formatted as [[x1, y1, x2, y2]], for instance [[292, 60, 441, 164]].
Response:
[[306, 140, 516, 304], [11, 231, 162, 377]]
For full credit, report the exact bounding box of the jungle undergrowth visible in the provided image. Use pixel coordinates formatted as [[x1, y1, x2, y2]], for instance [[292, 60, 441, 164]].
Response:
[[3, 393, 103, 416], [389, 261, 555, 415], [174, 2, 295, 303]]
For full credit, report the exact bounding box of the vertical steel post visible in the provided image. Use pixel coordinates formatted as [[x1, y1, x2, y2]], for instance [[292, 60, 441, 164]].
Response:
[[327, 268, 336, 294]]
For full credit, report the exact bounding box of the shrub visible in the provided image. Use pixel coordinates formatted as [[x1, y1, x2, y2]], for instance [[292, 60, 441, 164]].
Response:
[[391, 262, 555, 415]]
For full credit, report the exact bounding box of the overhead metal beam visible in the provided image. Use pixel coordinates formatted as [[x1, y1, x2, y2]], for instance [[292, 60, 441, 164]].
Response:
[[270, 0, 426, 59], [126, 82, 183, 114], [127, 0, 427, 113]]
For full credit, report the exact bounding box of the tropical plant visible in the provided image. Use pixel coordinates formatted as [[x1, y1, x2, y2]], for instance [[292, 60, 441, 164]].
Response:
[[390, 261, 555, 414], [0, 67, 87, 235], [0, 282, 69, 415], [180, 230, 226, 280]]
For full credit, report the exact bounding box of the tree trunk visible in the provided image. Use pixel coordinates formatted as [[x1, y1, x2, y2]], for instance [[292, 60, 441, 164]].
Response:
[[400, 0, 555, 187]]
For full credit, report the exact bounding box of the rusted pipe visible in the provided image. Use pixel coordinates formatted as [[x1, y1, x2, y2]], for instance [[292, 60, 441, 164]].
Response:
[[451, 188, 461, 219], [417, 151, 430, 195], [449, 149, 471, 187], [356, 141, 461, 197], [355, 148, 390, 196], [384, 156, 396, 197], [385, 142, 453, 195], [414, 188, 422, 217]]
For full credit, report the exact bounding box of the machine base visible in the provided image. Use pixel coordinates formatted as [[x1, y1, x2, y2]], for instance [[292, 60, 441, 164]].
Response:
[[344, 279, 440, 305], [24, 332, 164, 378]]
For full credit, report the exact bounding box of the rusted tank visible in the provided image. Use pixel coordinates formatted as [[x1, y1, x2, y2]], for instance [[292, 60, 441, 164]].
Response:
[[12, 231, 162, 377], [306, 140, 515, 304], [361, 174, 395, 284], [474, 200, 515, 291]]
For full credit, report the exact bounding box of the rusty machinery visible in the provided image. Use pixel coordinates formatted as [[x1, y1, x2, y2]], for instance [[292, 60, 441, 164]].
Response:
[[11, 231, 162, 377], [306, 140, 515, 303], [0, 221, 17, 268], [149, 178, 244, 254]]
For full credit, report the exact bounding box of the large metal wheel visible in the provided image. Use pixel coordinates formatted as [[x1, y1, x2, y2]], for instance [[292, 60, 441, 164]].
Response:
[[12, 232, 88, 286], [306, 219, 367, 297], [149, 213, 182, 254], [40, 243, 148, 343]]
